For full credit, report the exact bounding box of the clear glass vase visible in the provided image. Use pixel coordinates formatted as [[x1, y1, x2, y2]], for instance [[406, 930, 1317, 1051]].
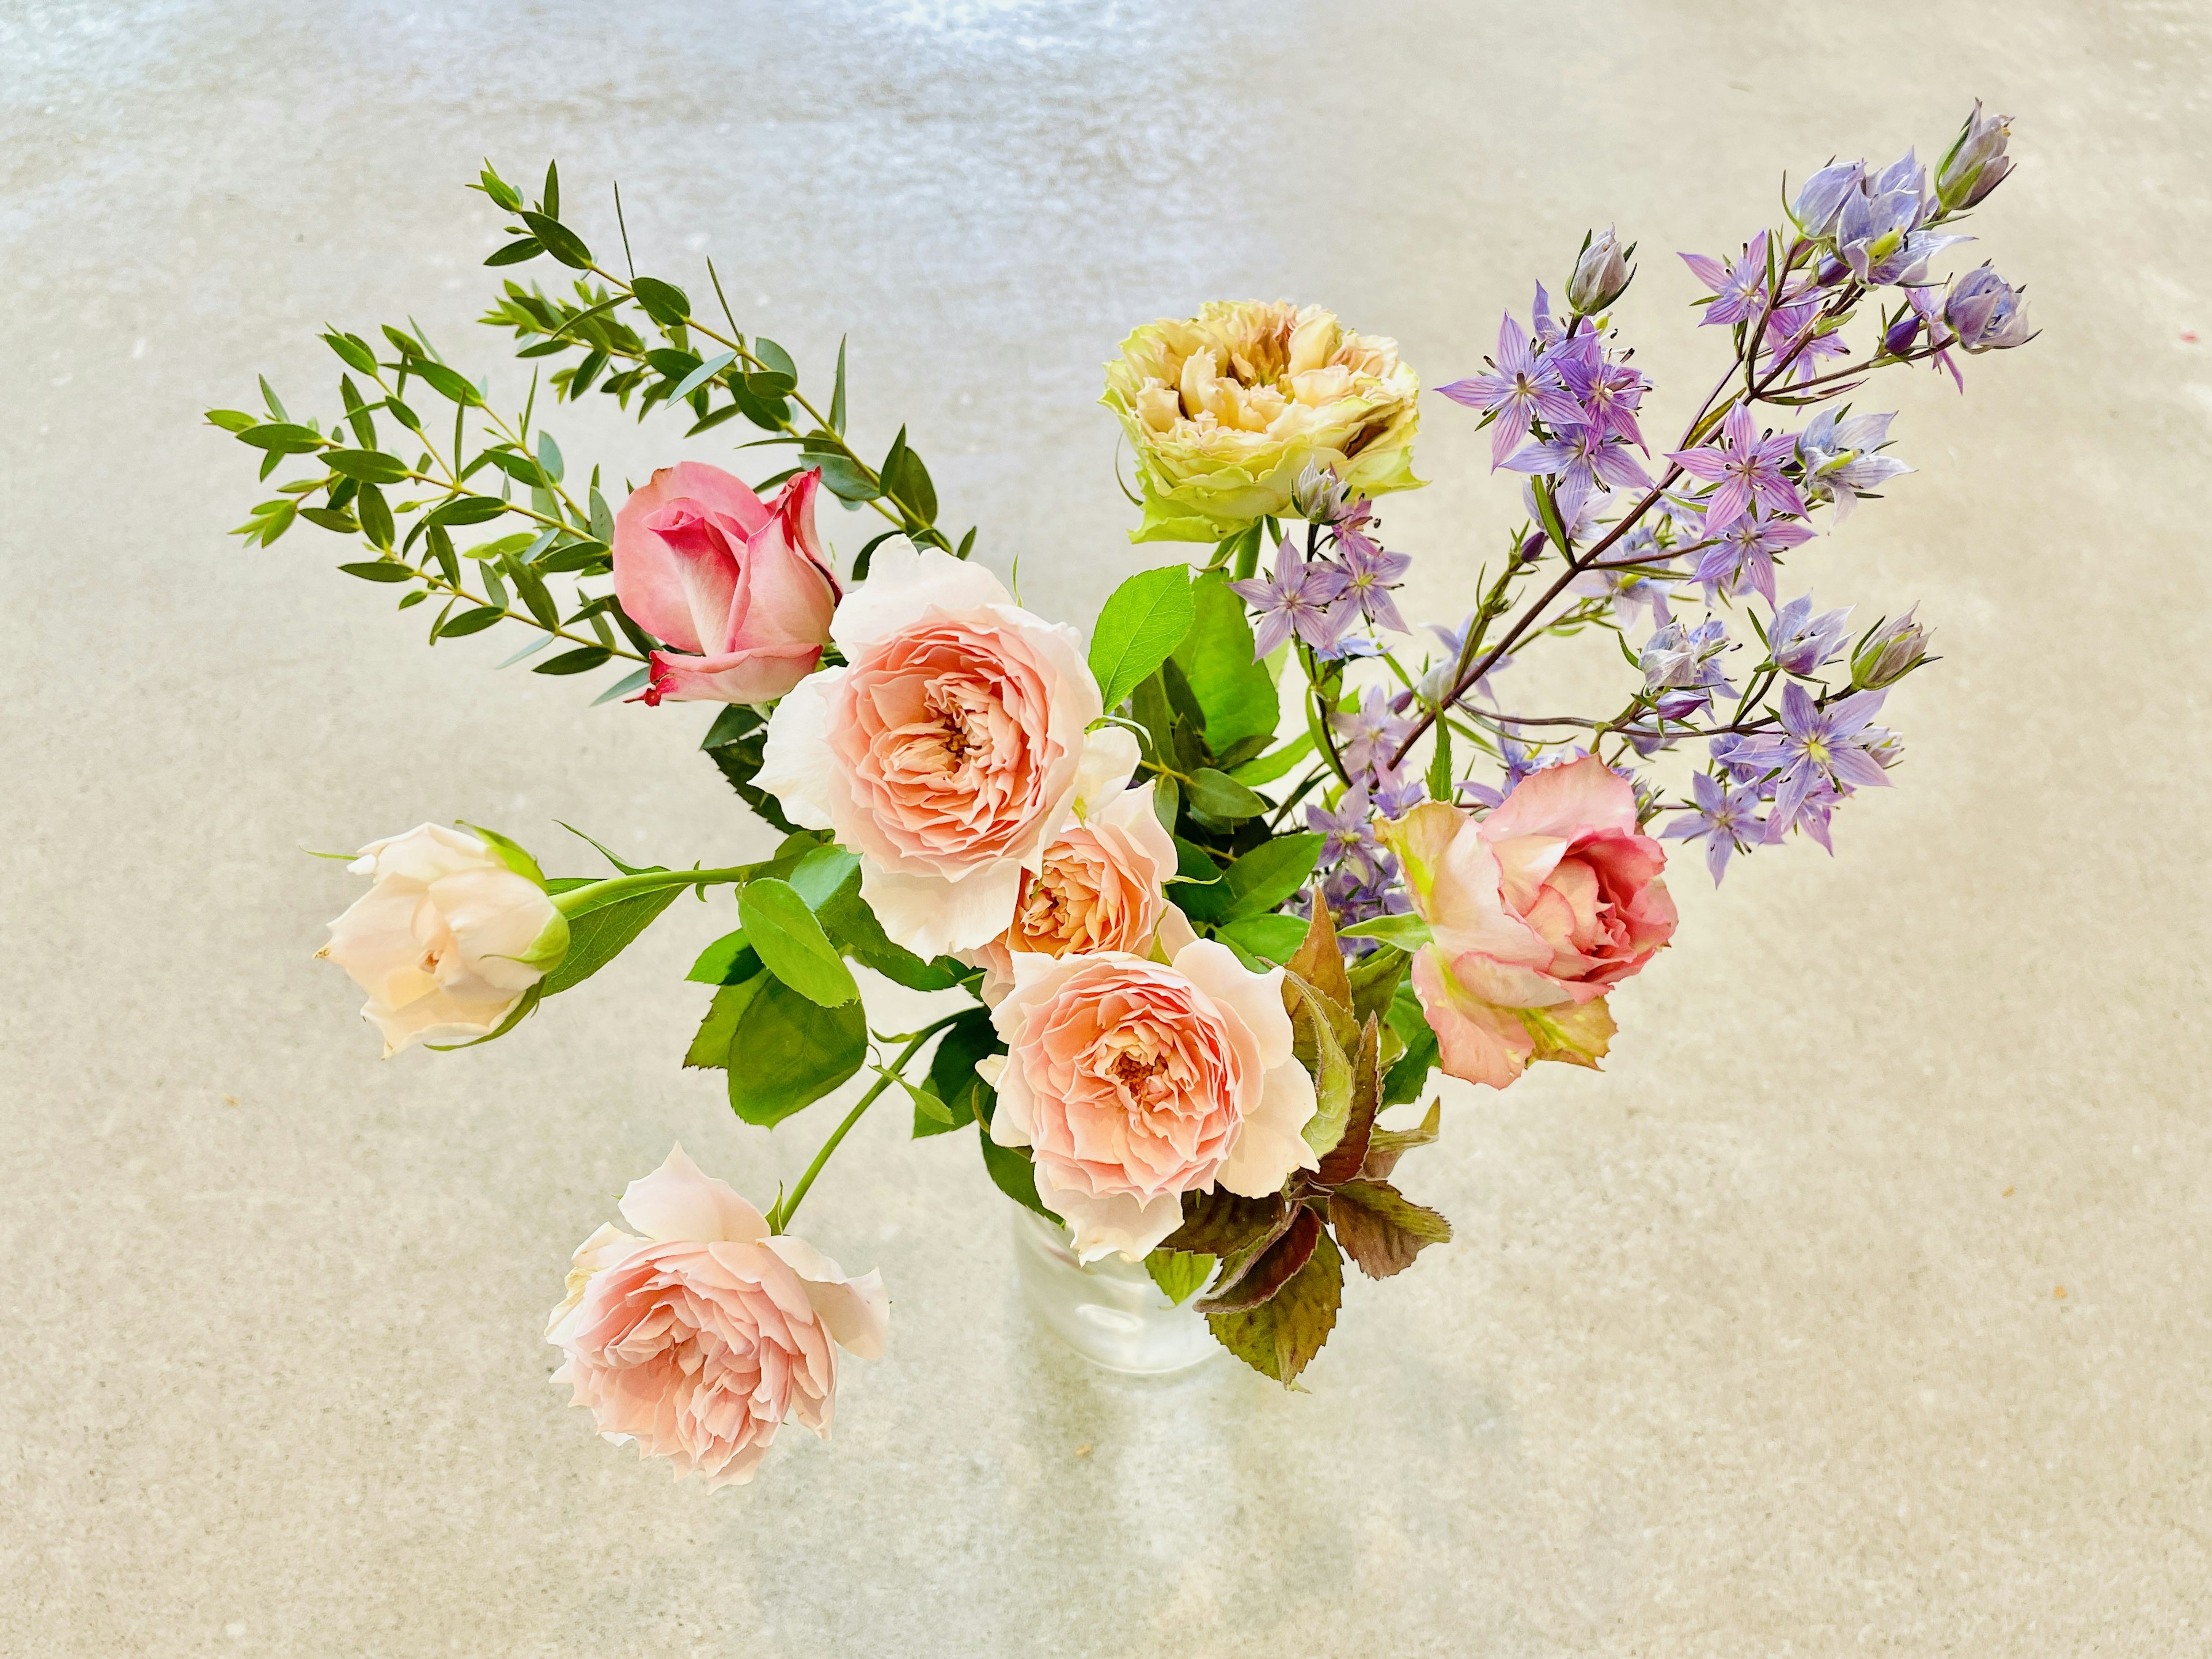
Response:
[[1009, 1206, 1218, 1375]]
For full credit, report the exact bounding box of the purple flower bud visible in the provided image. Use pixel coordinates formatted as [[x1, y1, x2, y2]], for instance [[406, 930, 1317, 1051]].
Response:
[[1882, 306, 1925, 358], [1850, 609, 1933, 690], [1936, 101, 2015, 213], [1768, 593, 1855, 676], [1566, 226, 1634, 315], [1789, 160, 1862, 240], [1944, 264, 2035, 352]]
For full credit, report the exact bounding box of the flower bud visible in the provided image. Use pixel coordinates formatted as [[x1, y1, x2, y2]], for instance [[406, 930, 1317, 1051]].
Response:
[[1850, 609, 1933, 690], [1936, 101, 2014, 213], [1566, 226, 1633, 315], [1943, 263, 2034, 352], [1789, 160, 1862, 240]]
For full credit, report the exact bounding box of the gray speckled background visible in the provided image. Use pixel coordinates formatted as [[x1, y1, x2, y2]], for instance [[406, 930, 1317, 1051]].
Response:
[[3, 2, 2207, 1653]]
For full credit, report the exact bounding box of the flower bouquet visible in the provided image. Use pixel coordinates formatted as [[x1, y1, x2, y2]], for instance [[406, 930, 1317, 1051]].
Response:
[[211, 105, 2031, 1487]]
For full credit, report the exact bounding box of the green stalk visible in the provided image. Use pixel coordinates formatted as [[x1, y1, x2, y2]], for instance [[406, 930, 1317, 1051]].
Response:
[[770, 1010, 969, 1234]]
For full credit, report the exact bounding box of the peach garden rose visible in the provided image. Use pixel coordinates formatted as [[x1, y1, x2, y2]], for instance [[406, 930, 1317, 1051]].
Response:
[[546, 1146, 888, 1490], [756, 540, 1133, 960], [986, 941, 1319, 1262]]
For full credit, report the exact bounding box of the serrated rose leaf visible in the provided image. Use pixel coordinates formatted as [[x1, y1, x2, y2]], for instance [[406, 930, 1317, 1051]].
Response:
[[1206, 1228, 1342, 1387], [1360, 1098, 1442, 1181], [1163, 1188, 1285, 1259], [1285, 897, 1354, 1016], [1198, 1206, 1320, 1313], [1328, 1179, 1453, 1281], [1315, 1016, 1384, 1184]]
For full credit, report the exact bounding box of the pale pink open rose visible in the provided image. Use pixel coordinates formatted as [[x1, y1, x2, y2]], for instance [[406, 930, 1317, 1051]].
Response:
[[986, 941, 1319, 1262], [965, 780, 1196, 1006], [545, 1145, 888, 1490], [317, 823, 567, 1057], [613, 461, 839, 706], [1383, 755, 1677, 1090], [755, 540, 1132, 959]]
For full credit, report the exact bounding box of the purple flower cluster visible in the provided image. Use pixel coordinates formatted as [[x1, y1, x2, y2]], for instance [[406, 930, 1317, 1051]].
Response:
[[1228, 469, 1411, 661]]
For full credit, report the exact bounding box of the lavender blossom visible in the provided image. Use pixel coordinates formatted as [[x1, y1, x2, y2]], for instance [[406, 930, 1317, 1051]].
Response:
[[1458, 736, 1541, 808], [1334, 525, 1412, 634], [1559, 352, 1650, 449], [1762, 295, 1852, 385], [1681, 232, 1773, 329], [1944, 264, 2035, 352], [1307, 785, 1382, 869], [1789, 160, 1863, 240], [1764, 682, 1892, 832], [1331, 685, 1411, 780], [1936, 101, 2014, 213], [1570, 522, 1676, 627], [1666, 403, 1808, 528], [1766, 594, 1854, 676], [1502, 421, 1653, 495], [1849, 609, 1933, 689], [1438, 312, 1587, 469], [1836, 152, 1970, 286], [1694, 509, 1815, 607], [1641, 614, 1737, 702], [1797, 408, 1912, 524], [1662, 771, 1766, 884], [1228, 537, 1350, 658]]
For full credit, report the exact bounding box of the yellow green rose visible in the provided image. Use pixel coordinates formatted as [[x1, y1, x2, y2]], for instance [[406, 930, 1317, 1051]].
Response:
[[1101, 301, 1423, 543]]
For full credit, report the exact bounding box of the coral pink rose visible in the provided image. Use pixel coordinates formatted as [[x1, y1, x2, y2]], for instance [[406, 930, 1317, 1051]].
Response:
[[987, 941, 1318, 1262], [755, 540, 1132, 959], [1383, 755, 1677, 1090], [545, 1145, 888, 1490], [967, 780, 1196, 1006], [613, 461, 839, 707]]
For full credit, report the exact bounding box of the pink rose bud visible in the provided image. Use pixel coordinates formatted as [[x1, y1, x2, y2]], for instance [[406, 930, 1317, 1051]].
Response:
[[546, 1146, 888, 1490], [612, 462, 840, 707]]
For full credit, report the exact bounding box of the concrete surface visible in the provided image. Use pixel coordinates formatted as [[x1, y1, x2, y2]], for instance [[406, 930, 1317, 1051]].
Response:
[[3, 2, 2208, 1654]]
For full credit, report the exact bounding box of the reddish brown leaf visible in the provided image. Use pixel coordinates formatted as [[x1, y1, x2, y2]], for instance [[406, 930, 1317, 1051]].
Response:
[[1205, 1228, 1342, 1387], [1284, 898, 1354, 1016], [1328, 1179, 1452, 1280], [1359, 1097, 1441, 1181], [1315, 1015, 1383, 1185], [1198, 1206, 1320, 1313], [1162, 1188, 1285, 1259]]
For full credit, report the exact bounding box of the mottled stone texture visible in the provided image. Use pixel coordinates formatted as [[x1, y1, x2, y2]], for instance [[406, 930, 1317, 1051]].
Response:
[[2, 2, 2206, 1654]]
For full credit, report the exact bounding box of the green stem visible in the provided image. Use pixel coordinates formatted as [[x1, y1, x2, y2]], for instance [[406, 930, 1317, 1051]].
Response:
[[771, 1011, 969, 1233], [551, 864, 762, 914]]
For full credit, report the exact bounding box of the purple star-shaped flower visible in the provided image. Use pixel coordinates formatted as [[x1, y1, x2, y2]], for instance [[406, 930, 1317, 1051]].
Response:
[[1334, 527, 1411, 634], [1680, 230, 1772, 329], [1693, 508, 1815, 607], [1766, 681, 1891, 832], [1762, 297, 1851, 385], [1559, 353, 1650, 449], [1307, 785, 1381, 869], [1227, 537, 1350, 659], [1662, 770, 1765, 884], [1457, 736, 1541, 809], [1667, 403, 1808, 528], [1502, 421, 1654, 495], [1331, 685, 1411, 780], [1438, 312, 1587, 469], [1766, 593, 1854, 676]]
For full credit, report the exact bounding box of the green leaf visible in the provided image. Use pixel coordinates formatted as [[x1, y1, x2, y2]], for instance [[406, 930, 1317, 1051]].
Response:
[[1088, 565, 1196, 713], [407, 358, 483, 407], [829, 335, 848, 433], [1361, 1097, 1441, 1181], [1215, 914, 1311, 965], [1184, 767, 1268, 821], [1173, 571, 1279, 749], [700, 703, 798, 834], [535, 430, 564, 485], [237, 422, 324, 454], [1340, 913, 1434, 950], [518, 210, 592, 269], [739, 878, 859, 1007], [683, 974, 756, 1069], [300, 508, 360, 533], [686, 928, 762, 987], [457, 821, 546, 886], [355, 482, 395, 549], [1205, 1227, 1341, 1387], [434, 605, 505, 638], [533, 645, 613, 676], [882, 444, 937, 524], [1285, 974, 1354, 1157], [753, 336, 798, 379], [1425, 715, 1453, 804], [321, 448, 411, 484], [670, 350, 738, 402], [1228, 733, 1313, 786], [916, 1006, 1001, 1138], [486, 238, 544, 267], [540, 159, 561, 219], [538, 886, 679, 997], [1381, 979, 1440, 1106], [723, 978, 868, 1127], [1145, 1249, 1216, 1307], [320, 330, 378, 374], [812, 453, 879, 502], [980, 1134, 1058, 1221], [426, 494, 508, 528], [631, 276, 691, 327], [1176, 832, 1324, 924], [205, 408, 258, 433], [339, 560, 414, 584], [1328, 1179, 1452, 1281]]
